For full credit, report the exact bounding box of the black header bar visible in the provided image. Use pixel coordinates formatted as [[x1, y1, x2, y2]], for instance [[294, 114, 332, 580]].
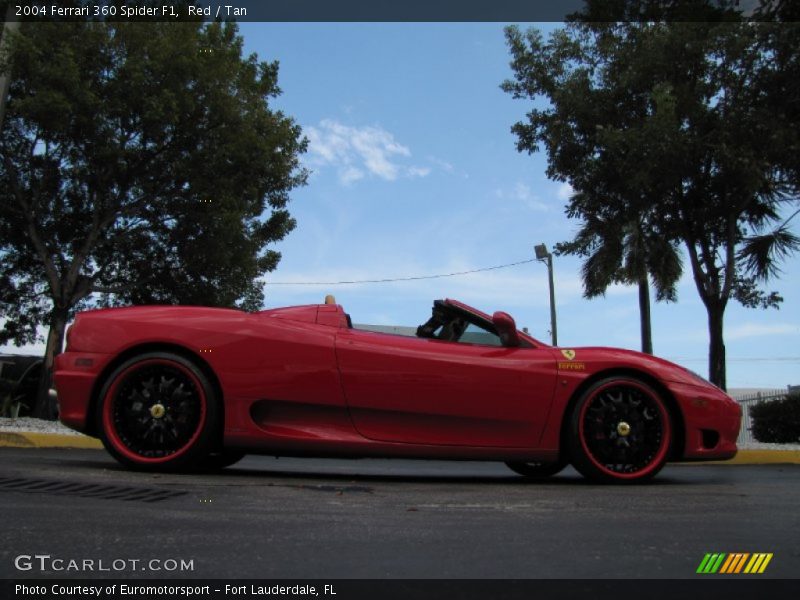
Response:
[[2, 0, 782, 23], [4, 579, 800, 600]]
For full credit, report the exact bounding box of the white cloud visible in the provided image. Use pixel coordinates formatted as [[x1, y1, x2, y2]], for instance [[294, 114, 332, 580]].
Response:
[[427, 156, 455, 173], [725, 322, 799, 341], [340, 166, 365, 184], [495, 182, 549, 211], [305, 119, 430, 185], [407, 166, 432, 178], [556, 182, 574, 201]]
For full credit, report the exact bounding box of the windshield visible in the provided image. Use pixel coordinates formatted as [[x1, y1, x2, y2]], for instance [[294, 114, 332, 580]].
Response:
[[416, 300, 528, 347]]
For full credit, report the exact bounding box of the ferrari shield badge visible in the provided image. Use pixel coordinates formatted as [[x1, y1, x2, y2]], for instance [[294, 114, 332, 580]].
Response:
[[560, 349, 576, 360]]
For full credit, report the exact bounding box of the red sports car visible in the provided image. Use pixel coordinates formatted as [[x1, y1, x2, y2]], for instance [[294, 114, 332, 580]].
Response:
[[54, 297, 741, 483]]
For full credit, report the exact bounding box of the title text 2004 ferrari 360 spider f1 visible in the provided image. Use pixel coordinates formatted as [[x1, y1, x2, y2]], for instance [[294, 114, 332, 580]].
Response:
[[53, 298, 741, 483]]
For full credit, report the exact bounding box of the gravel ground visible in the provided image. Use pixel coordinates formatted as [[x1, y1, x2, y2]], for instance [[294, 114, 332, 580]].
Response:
[[739, 441, 800, 450], [0, 416, 83, 435]]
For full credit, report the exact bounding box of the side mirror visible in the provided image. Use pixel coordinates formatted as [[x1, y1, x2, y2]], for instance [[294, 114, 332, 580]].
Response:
[[492, 311, 521, 348]]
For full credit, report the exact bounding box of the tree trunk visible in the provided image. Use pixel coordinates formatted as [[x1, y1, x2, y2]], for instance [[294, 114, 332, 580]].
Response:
[[706, 304, 727, 391], [33, 306, 68, 420], [638, 275, 653, 355]]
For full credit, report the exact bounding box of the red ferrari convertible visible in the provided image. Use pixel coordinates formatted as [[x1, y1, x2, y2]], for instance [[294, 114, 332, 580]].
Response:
[[53, 297, 741, 483]]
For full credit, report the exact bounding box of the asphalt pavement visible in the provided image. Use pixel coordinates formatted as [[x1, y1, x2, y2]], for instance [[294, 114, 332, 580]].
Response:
[[1, 448, 798, 579]]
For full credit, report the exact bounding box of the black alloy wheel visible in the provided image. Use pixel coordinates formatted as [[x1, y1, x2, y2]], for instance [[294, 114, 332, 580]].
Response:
[[97, 352, 219, 471], [568, 377, 672, 483]]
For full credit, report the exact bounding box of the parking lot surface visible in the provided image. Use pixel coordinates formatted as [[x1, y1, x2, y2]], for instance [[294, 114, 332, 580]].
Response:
[[1, 448, 798, 579]]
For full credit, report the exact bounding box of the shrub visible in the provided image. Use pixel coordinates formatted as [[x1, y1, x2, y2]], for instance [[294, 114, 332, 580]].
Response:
[[749, 392, 800, 444]]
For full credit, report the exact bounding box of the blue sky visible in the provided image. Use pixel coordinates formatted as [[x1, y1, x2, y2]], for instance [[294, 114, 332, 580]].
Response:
[[241, 22, 799, 390], [3, 22, 798, 391]]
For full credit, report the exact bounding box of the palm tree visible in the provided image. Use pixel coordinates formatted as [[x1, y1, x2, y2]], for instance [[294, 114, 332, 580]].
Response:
[[557, 190, 683, 355], [738, 208, 800, 281]]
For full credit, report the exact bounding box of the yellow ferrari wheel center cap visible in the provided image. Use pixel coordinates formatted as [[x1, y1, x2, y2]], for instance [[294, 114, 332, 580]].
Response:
[[150, 404, 166, 419], [617, 421, 631, 437]]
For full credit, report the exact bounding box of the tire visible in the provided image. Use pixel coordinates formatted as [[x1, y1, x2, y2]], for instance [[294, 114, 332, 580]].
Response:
[[568, 377, 672, 484], [201, 449, 247, 471], [96, 352, 219, 471], [505, 459, 568, 478]]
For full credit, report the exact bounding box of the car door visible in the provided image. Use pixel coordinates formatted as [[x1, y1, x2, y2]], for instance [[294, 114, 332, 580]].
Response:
[[335, 326, 558, 448]]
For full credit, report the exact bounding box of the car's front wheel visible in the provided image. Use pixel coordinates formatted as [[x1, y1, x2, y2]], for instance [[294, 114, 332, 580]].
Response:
[[568, 376, 672, 483], [97, 352, 219, 471]]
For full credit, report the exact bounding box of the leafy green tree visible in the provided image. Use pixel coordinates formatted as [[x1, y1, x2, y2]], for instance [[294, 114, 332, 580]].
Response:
[[0, 17, 307, 417], [737, 0, 800, 280], [503, 2, 799, 389], [551, 117, 685, 355], [556, 190, 683, 355], [502, 17, 685, 358]]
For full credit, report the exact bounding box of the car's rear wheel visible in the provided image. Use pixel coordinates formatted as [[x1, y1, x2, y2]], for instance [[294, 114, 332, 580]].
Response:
[[505, 459, 568, 478], [568, 377, 672, 483], [97, 352, 219, 471]]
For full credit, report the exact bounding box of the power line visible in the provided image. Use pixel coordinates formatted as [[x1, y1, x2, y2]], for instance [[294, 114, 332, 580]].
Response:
[[263, 258, 538, 286]]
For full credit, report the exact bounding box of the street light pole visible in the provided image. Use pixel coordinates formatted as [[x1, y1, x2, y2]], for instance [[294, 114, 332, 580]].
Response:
[[534, 243, 558, 346]]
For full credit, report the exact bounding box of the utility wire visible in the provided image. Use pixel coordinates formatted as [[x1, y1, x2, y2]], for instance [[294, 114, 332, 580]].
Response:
[[264, 258, 538, 286]]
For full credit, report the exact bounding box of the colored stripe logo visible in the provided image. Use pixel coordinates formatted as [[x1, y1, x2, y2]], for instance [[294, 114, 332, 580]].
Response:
[[696, 553, 773, 574]]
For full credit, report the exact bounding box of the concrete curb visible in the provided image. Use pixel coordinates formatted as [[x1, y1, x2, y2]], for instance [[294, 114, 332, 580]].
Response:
[[0, 432, 799, 464], [700, 449, 800, 465], [0, 431, 103, 449]]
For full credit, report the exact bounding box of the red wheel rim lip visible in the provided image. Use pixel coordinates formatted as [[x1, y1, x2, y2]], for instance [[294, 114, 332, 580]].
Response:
[[102, 359, 207, 464], [578, 380, 671, 480]]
